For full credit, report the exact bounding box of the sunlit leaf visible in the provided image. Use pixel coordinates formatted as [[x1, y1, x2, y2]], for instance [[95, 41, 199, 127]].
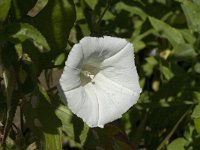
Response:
[[54, 53, 65, 66], [192, 104, 200, 119], [149, 16, 185, 46], [42, 131, 62, 150], [180, 0, 200, 32], [115, 2, 147, 20], [5, 23, 50, 52], [27, 0, 48, 17], [12, 0, 37, 19], [170, 43, 197, 60], [194, 63, 200, 74], [142, 57, 158, 76], [179, 29, 196, 44], [0, 0, 11, 23], [55, 105, 89, 147], [194, 118, 200, 134], [167, 138, 188, 150], [84, 0, 98, 10], [133, 40, 146, 52], [159, 66, 174, 80]]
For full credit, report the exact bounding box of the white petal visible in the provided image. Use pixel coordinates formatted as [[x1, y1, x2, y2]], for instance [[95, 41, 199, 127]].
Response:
[[101, 42, 141, 92], [58, 36, 141, 128], [93, 73, 139, 127]]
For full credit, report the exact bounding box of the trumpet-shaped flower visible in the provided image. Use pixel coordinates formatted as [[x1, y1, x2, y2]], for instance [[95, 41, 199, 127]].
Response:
[[58, 36, 141, 128]]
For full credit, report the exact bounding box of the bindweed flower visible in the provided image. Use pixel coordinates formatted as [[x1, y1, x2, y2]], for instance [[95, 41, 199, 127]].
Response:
[[58, 36, 142, 128]]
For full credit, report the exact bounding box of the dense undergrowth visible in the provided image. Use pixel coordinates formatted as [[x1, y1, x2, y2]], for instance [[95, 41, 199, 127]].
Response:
[[0, 0, 200, 149]]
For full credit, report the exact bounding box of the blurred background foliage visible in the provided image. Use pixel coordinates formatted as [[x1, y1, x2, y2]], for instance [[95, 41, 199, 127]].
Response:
[[0, 0, 200, 149]]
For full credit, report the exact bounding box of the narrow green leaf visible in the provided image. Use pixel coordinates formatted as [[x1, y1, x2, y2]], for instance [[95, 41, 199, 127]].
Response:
[[179, 29, 196, 44], [115, 2, 147, 20], [193, 91, 200, 103], [42, 130, 62, 150], [54, 53, 65, 66], [170, 43, 197, 60], [12, 0, 37, 20], [191, 104, 200, 134], [180, 0, 200, 32], [84, 0, 98, 10], [149, 16, 185, 46], [142, 57, 158, 76], [0, 0, 11, 23], [194, 118, 200, 134], [194, 63, 200, 74], [157, 111, 188, 150], [27, 0, 48, 17], [5, 23, 50, 52], [159, 66, 174, 80]]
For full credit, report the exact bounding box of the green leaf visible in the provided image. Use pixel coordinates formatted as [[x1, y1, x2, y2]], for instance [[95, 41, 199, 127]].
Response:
[[27, 0, 48, 17], [142, 57, 158, 76], [194, 118, 200, 134], [179, 29, 196, 44], [115, 2, 147, 20], [191, 103, 200, 134], [5, 23, 50, 52], [84, 0, 98, 10], [193, 0, 200, 7], [193, 91, 200, 103], [133, 40, 146, 53], [54, 53, 65, 66], [167, 138, 188, 150], [159, 66, 174, 80], [102, 10, 115, 20], [156, 0, 167, 5], [76, 5, 85, 21], [0, 0, 11, 23], [43, 131, 62, 150], [12, 0, 37, 20], [55, 105, 89, 147], [29, 0, 76, 50], [170, 43, 197, 60], [194, 63, 200, 74], [192, 104, 200, 119], [149, 16, 185, 46], [22, 84, 62, 148], [180, 0, 200, 32]]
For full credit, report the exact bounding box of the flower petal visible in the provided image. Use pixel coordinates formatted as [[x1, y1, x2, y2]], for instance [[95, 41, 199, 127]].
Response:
[[58, 36, 141, 128]]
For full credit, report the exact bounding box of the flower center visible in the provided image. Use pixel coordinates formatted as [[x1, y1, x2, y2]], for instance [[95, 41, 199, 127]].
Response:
[[81, 70, 95, 80], [80, 64, 99, 86]]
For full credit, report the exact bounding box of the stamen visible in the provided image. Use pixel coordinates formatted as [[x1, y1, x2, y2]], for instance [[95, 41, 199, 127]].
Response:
[[81, 70, 95, 83]]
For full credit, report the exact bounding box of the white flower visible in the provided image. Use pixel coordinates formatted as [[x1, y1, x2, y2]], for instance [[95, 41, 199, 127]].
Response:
[[58, 36, 141, 128]]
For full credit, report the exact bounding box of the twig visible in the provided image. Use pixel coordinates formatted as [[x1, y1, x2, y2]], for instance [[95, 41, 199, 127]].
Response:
[[156, 110, 189, 150], [97, 0, 111, 25]]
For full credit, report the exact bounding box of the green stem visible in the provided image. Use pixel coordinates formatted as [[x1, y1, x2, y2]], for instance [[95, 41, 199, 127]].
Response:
[[156, 110, 189, 150], [97, 0, 111, 25], [2, 92, 19, 145]]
